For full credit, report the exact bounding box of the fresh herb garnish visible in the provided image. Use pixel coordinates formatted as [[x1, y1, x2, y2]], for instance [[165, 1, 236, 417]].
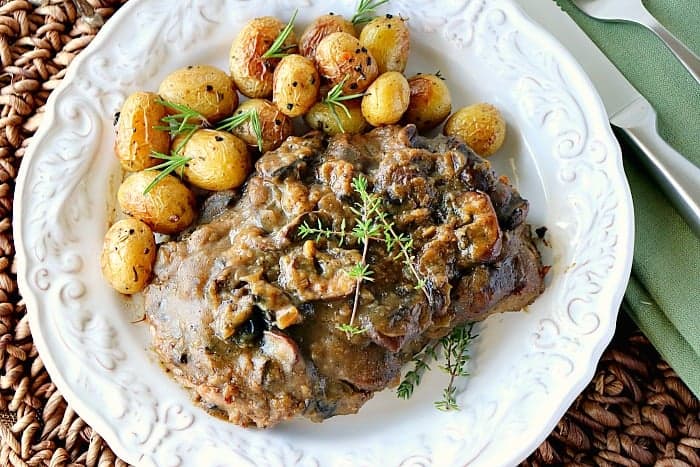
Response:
[[336, 323, 368, 336], [143, 147, 192, 195], [434, 323, 477, 411], [397, 323, 476, 411], [262, 9, 298, 59], [397, 341, 439, 399], [351, 0, 390, 25], [216, 108, 264, 152], [322, 77, 365, 133], [155, 98, 208, 137], [298, 174, 427, 336]]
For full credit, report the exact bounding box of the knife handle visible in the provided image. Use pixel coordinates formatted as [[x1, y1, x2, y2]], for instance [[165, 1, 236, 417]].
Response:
[[611, 97, 700, 238]]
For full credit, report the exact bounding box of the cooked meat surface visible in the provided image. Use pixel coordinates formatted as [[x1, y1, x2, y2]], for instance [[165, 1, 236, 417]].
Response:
[[144, 125, 545, 428]]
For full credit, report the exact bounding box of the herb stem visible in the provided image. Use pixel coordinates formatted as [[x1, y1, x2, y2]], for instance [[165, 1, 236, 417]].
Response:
[[349, 236, 369, 327]]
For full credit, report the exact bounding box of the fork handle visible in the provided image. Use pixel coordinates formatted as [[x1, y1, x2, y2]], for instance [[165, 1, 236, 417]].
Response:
[[638, 6, 700, 84], [611, 97, 700, 238]]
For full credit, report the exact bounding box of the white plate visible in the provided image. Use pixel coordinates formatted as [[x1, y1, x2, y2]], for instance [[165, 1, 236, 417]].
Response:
[[15, 0, 634, 465]]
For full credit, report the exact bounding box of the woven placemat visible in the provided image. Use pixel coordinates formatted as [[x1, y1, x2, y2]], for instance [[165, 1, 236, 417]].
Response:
[[0, 1, 698, 466]]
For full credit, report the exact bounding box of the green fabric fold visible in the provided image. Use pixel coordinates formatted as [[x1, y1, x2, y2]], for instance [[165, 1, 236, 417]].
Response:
[[556, 0, 700, 395]]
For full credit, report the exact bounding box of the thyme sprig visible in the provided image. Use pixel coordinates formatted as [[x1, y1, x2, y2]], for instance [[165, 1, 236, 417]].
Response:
[[351, 0, 390, 25], [435, 323, 477, 411], [262, 9, 298, 59], [323, 77, 365, 133], [155, 98, 209, 137], [397, 323, 477, 411], [297, 175, 427, 337], [397, 341, 439, 399], [216, 108, 264, 152]]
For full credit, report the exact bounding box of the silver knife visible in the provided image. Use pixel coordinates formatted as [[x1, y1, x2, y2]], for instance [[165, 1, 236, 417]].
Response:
[[517, 0, 700, 237]]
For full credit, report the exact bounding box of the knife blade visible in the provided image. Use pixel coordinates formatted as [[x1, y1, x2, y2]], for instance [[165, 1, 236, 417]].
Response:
[[516, 0, 700, 237]]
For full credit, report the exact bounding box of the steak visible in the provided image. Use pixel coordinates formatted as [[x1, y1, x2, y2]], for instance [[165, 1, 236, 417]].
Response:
[[144, 125, 545, 428]]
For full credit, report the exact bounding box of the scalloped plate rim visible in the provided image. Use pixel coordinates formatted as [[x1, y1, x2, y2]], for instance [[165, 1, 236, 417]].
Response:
[[14, 0, 634, 465]]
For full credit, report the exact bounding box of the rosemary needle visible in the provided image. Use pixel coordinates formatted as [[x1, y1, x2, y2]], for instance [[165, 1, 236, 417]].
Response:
[[351, 0, 390, 25], [216, 108, 264, 152], [323, 77, 365, 133], [262, 9, 298, 59]]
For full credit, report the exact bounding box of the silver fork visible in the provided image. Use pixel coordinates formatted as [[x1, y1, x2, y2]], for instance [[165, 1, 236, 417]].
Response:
[[572, 0, 700, 83]]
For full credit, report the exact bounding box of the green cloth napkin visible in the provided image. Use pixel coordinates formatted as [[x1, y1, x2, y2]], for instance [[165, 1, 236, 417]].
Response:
[[555, 0, 700, 396]]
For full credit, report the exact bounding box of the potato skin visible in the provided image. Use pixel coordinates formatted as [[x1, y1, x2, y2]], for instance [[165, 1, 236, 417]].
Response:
[[361, 71, 410, 126], [117, 171, 196, 234], [359, 15, 410, 73], [158, 65, 238, 123], [174, 129, 251, 191], [305, 99, 368, 135], [100, 218, 156, 294], [230, 99, 293, 153], [114, 92, 170, 172], [403, 74, 452, 131], [299, 14, 355, 60], [315, 32, 378, 94], [229, 16, 298, 98], [443, 103, 506, 157], [272, 54, 320, 117]]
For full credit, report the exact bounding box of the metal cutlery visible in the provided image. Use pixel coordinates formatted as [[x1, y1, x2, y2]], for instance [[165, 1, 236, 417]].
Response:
[[517, 0, 700, 237], [572, 0, 700, 83]]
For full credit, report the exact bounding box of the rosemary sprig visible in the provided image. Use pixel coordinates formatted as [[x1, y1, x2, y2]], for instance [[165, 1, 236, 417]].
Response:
[[397, 341, 439, 399], [143, 150, 191, 195], [351, 0, 390, 25], [323, 77, 365, 133], [155, 98, 208, 137], [434, 323, 477, 411], [216, 108, 264, 152], [262, 9, 298, 59]]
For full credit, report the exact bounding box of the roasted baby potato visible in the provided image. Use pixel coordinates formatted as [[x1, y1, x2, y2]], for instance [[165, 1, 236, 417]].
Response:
[[114, 91, 170, 172], [299, 13, 356, 59], [315, 32, 378, 94], [158, 65, 238, 123], [305, 99, 368, 135], [174, 129, 251, 191], [117, 171, 196, 234], [100, 218, 156, 294], [403, 73, 452, 131], [273, 54, 320, 117], [361, 71, 410, 126], [229, 16, 298, 98], [230, 99, 293, 153], [359, 14, 410, 73], [444, 103, 506, 157]]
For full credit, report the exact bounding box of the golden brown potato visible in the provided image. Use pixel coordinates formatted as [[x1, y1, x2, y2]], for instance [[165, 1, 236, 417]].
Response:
[[114, 91, 170, 172], [315, 32, 378, 94], [158, 65, 238, 123], [117, 171, 196, 234], [100, 218, 156, 294], [173, 129, 251, 191], [229, 16, 298, 98], [272, 54, 320, 117], [305, 99, 368, 135], [299, 13, 355, 59], [361, 71, 410, 126], [403, 73, 452, 131], [443, 103, 507, 157], [230, 99, 293, 153], [359, 14, 410, 73]]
